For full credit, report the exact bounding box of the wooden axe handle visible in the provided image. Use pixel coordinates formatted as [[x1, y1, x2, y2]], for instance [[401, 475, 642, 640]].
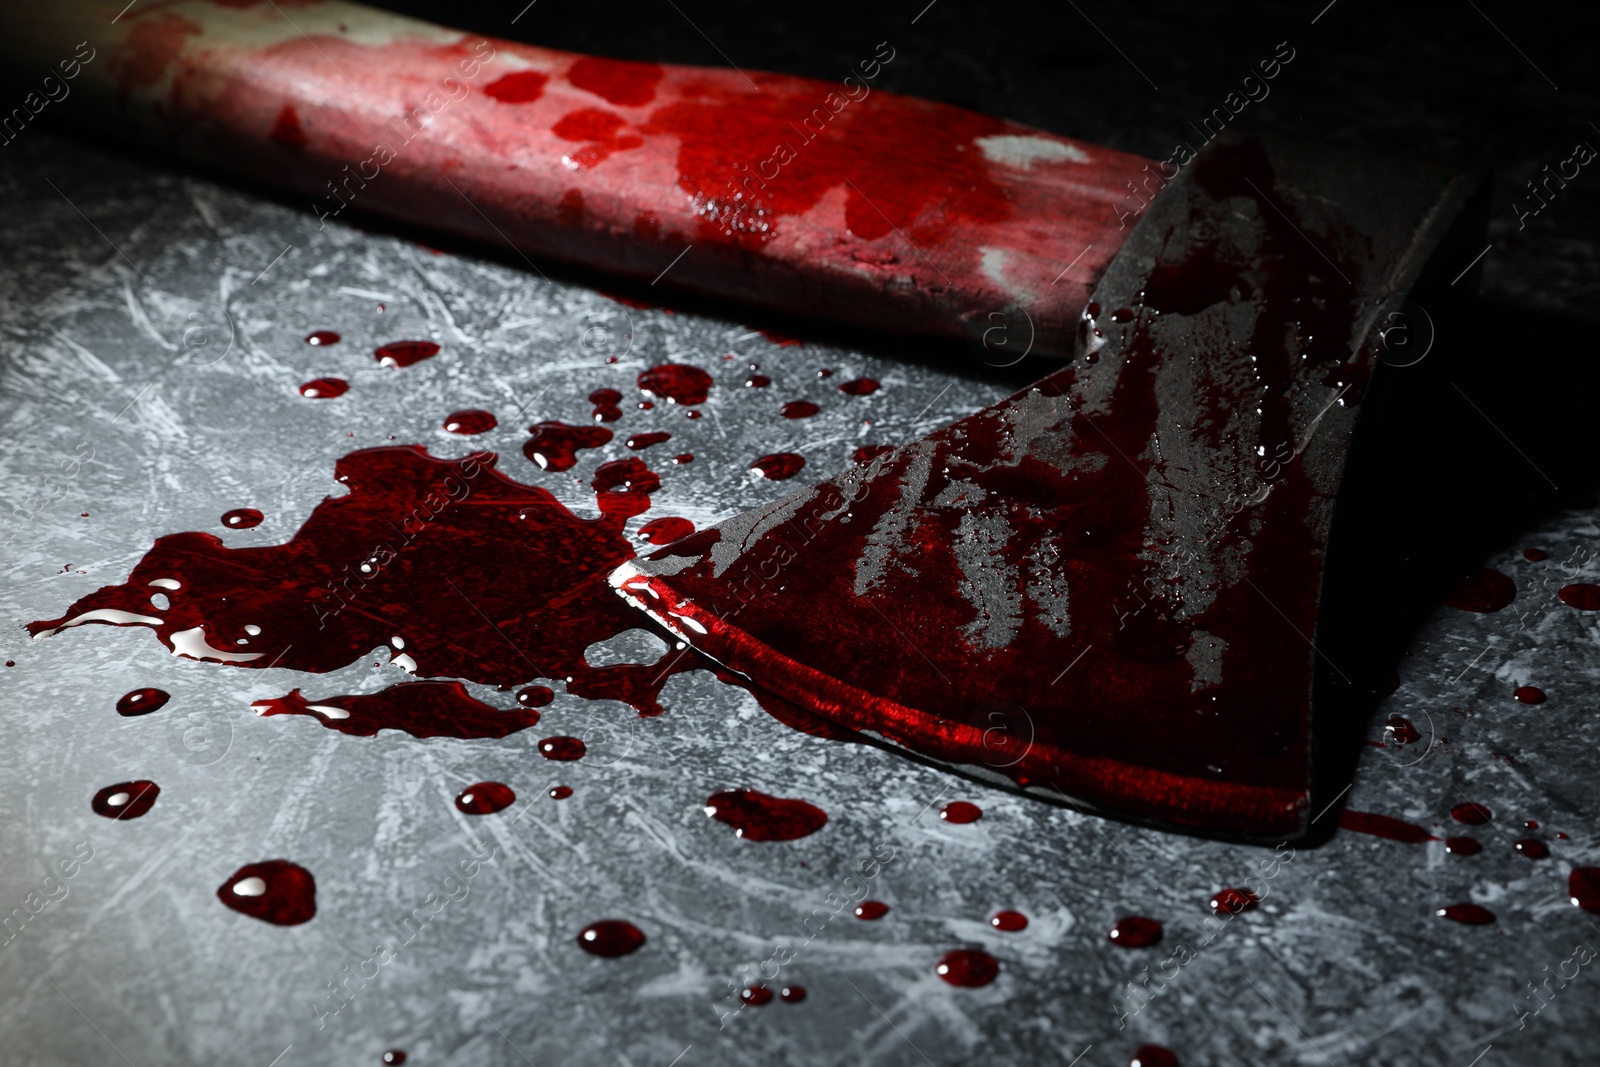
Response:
[[7, 0, 1152, 356]]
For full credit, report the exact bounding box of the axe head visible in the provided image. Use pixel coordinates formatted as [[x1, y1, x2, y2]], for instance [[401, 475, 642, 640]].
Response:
[[613, 131, 1480, 841]]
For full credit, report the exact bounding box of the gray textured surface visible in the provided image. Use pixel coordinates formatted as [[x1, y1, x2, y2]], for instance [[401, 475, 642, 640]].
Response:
[[3, 124, 1599, 1067]]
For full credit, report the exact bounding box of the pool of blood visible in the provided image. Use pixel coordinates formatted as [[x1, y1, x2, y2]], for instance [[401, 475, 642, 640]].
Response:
[[31, 446, 695, 719]]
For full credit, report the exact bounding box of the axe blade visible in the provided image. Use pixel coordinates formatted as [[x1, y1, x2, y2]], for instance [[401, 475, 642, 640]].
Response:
[[613, 131, 1478, 841]]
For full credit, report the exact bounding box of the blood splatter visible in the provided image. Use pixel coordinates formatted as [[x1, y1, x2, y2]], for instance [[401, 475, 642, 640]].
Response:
[[525, 421, 614, 471], [117, 687, 170, 716], [253, 683, 541, 740], [705, 789, 827, 841]]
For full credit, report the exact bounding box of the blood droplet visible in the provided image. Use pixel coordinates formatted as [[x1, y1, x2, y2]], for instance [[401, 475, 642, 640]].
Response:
[[444, 410, 497, 435], [939, 801, 982, 824], [935, 948, 999, 987], [705, 790, 827, 841], [217, 860, 316, 925], [539, 736, 587, 761], [299, 377, 348, 399], [374, 341, 440, 368], [577, 919, 645, 956], [117, 687, 170, 717], [91, 780, 159, 819], [455, 781, 515, 815], [1108, 916, 1162, 947], [1208, 888, 1258, 914]]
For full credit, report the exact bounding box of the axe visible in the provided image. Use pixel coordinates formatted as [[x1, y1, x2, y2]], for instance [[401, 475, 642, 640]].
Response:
[[7, 0, 1483, 839]]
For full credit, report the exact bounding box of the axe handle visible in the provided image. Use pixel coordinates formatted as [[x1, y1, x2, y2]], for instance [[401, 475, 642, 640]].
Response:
[[7, 0, 1152, 356]]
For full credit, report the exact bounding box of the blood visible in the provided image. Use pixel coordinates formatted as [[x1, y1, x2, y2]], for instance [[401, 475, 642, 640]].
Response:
[[1339, 810, 1437, 843], [1571, 868, 1600, 912], [935, 949, 999, 987], [381, 1053, 407, 1066], [638, 363, 713, 406], [607, 139, 1381, 839], [1436, 903, 1495, 925], [1443, 568, 1516, 613], [539, 736, 587, 761], [1525, 820, 1539, 829], [673, 453, 694, 464], [639, 517, 695, 545], [567, 56, 664, 107], [299, 377, 348, 399], [745, 375, 771, 388], [444, 410, 497, 435], [254, 682, 542, 740], [750, 453, 805, 480], [1444, 837, 1481, 856], [990, 910, 1028, 931], [589, 388, 624, 422], [704, 789, 827, 841], [483, 70, 548, 104], [548, 785, 573, 800], [740, 984, 774, 1006], [1513, 838, 1550, 859], [91, 780, 160, 819], [1208, 888, 1258, 915], [304, 330, 340, 346], [591, 458, 660, 521], [1382, 715, 1420, 745], [222, 508, 264, 529], [780, 400, 820, 419], [516, 685, 554, 708], [456, 781, 515, 815], [1559, 583, 1600, 610], [577, 919, 646, 957], [32, 447, 693, 718], [1522, 548, 1547, 561], [851, 444, 895, 465], [939, 801, 982, 824], [853, 900, 889, 920], [117, 687, 170, 716], [1451, 802, 1493, 825], [838, 377, 880, 396], [758, 330, 803, 347], [374, 341, 441, 368], [625, 431, 672, 450], [550, 107, 643, 170], [1514, 685, 1546, 704], [268, 104, 307, 149], [1130, 1047, 1179, 1067], [217, 860, 316, 926], [779, 985, 807, 1003], [1107, 916, 1163, 947], [524, 421, 614, 471]]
